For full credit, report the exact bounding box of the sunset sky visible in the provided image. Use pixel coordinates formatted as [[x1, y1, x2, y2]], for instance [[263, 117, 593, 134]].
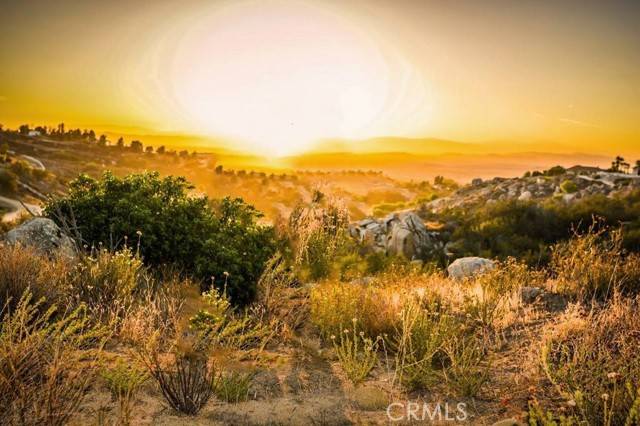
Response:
[[1, 0, 639, 156]]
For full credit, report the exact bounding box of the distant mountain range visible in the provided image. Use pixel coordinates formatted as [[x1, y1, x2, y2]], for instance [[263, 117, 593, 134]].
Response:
[[309, 136, 585, 156]]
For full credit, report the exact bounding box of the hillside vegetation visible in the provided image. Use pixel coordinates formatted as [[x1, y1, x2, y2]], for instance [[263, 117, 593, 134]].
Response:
[[2, 126, 640, 425], [2, 163, 640, 425]]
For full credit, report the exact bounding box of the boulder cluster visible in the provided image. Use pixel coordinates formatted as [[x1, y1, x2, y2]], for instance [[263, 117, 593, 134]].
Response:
[[349, 211, 443, 260], [349, 168, 640, 277]]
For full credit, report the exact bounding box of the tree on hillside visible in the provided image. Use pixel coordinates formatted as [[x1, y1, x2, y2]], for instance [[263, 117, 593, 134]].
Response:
[[130, 140, 143, 152], [97, 134, 108, 147], [610, 156, 626, 173], [19, 124, 29, 135], [145, 146, 154, 154], [57, 123, 65, 135], [116, 137, 124, 149], [621, 161, 631, 174], [0, 143, 9, 162], [156, 145, 165, 154]]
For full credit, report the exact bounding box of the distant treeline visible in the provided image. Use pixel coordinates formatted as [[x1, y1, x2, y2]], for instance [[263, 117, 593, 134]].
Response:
[[0, 122, 201, 157]]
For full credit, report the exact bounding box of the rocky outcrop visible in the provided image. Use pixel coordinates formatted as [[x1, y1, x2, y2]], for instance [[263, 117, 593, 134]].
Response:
[[447, 257, 495, 280], [4, 217, 76, 258], [349, 212, 439, 260], [426, 170, 640, 213]]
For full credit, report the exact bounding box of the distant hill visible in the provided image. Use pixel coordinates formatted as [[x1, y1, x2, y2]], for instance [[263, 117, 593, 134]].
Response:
[[310, 136, 581, 156]]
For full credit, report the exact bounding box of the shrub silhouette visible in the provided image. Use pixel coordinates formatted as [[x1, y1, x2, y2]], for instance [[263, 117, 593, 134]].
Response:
[[45, 171, 276, 304]]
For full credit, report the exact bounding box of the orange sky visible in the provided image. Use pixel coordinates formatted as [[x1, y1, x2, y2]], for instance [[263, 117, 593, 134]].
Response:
[[1, 0, 639, 157]]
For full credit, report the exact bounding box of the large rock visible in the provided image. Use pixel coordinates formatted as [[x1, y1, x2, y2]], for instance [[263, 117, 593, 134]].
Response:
[[350, 212, 434, 259], [447, 257, 495, 280], [385, 212, 433, 259], [4, 217, 76, 258]]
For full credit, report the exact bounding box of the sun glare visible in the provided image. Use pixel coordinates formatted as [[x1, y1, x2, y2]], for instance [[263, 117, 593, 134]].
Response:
[[165, 2, 415, 156]]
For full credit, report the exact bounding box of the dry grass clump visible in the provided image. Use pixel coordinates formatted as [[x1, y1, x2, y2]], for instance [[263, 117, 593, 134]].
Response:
[[392, 298, 459, 391], [118, 280, 184, 348], [0, 292, 106, 426], [70, 247, 144, 321], [542, 297, 640, 425], [551, 229, 640, 301], [310, 280, 399, 340], [0, 244, 71, 314], [331, 321, 381, 385], [461, 258, 535, 331], [253, 254, 308, 341], [288, 191, 350, 280], [189, 287, 273, 351], [311, 267, 502, 396]]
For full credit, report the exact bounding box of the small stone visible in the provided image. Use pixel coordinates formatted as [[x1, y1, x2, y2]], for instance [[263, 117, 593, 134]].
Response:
[[521, 286, 543, 304]]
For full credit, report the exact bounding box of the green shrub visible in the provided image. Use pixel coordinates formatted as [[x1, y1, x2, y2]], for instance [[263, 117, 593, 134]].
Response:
[[0, 169, 18, 194], [45, 171, 277, 305], [560, 180, 578, 194], [214, 371, 253, 403], [545, 165, 566, 176], [438, 190, 640, 264]]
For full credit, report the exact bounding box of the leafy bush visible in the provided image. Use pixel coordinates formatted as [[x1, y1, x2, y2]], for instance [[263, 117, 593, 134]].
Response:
[[545, 165, 566, 176], [45, 171, 277, 305], [438, 190, 640, 264]]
